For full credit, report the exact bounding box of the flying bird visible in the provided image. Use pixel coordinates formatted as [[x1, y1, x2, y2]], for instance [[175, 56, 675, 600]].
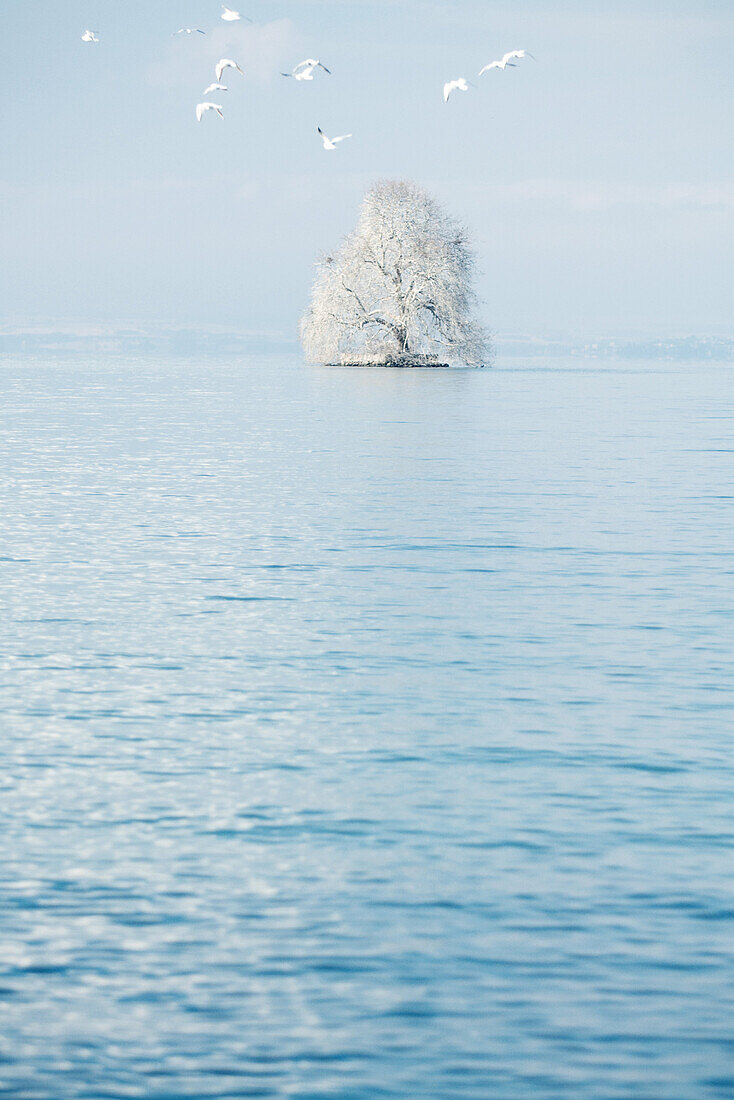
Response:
[[479, 50, 535, 75], [204, 83, 228, 95], [81, 30, 99, 43], [282, 59, 331, 81], [215, 58, 244, 82], [172, 28, 206, 36], [196, 102, 224, 121], [221, 6, 242, 19], [317, 127, 352, 151], [443, 77, 472, 102]]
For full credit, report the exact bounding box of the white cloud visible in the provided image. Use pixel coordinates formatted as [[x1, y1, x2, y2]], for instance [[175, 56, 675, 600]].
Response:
[[148, 18, 301, 90], [208, 18, 302, 85]]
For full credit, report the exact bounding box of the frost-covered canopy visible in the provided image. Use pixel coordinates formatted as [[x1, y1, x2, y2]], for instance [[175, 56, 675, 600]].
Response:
[[301, 180, 489, 365]]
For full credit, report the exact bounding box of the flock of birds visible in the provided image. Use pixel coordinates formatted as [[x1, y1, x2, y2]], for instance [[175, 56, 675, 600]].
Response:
[[81, 5, 535, 149], [444, 49, 534, 102]]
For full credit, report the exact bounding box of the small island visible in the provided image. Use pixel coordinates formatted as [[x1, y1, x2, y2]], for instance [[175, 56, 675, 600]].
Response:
[[301, 180, 491, 368]]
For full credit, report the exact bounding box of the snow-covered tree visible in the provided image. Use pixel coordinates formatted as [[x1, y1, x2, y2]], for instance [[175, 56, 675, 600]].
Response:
[[301, 180, 490, 366]]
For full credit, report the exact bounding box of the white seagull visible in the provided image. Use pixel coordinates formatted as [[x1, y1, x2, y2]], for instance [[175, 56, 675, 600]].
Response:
[[479, 49, 535, 75], [221, 6, 242, 19], [443, 77, 472, 102], [282, 58, 331, 81], [204, 83, 228, 95], [196, 102, 224, 121], [81, 30, 99, 43], [317, 127, 352, 151], [172, 27, 206, 36], [215, 58, 244, 82]]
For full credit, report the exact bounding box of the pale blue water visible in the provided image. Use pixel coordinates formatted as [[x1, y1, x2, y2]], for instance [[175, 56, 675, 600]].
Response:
[[1, 354, 733, 1099]]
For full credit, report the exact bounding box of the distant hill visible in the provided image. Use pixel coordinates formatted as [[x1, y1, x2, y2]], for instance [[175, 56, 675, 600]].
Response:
[[0, 323, 298, 357], [1, 324, 731, 363], [496, 334, 734, 362]]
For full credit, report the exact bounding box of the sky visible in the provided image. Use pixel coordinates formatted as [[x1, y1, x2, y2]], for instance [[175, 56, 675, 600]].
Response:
[[1, 0, 732, 339]]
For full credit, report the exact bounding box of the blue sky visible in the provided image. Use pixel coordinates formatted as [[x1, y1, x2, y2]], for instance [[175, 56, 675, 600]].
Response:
[[1, 0, 732, 337]]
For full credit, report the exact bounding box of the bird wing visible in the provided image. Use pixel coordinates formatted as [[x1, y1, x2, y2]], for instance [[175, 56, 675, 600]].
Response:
[[317, 62, 331, 74], [218, 61, 244, 76], [478, 60, 500, 75], [197, 103, 224, 119], [445, 77, 469, 99], [332, 134, 352, 143]]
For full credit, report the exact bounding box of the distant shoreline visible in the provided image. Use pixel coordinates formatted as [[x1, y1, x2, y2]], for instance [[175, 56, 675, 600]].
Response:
[[0, 329, 731, 363]]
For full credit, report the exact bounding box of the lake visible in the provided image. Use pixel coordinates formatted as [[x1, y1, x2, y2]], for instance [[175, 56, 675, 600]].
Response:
[[1, 354, 733, 1098]]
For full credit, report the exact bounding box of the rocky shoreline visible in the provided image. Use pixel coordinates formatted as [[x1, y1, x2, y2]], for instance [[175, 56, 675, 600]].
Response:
[[333, 354, 450, 368]]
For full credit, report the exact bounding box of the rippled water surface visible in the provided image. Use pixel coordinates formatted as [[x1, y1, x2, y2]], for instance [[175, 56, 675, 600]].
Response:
[[1, 354, 733, 1098]]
